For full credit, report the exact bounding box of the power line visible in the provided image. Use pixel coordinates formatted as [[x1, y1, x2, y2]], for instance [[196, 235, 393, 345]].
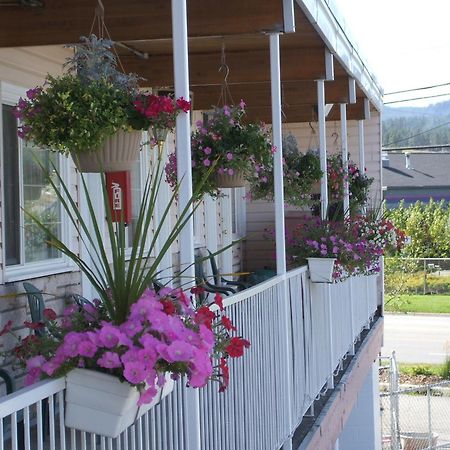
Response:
[[384, 92, 450, 105], [385, 82, 450, 96], [384, 120, 450, 147]]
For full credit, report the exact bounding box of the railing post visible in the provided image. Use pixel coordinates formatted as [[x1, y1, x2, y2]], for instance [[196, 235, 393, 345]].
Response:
[[349, 278, 355, 355], [327, 284, 334, 389], [270, 32, 293, 450], [171, 1, 201, 448]]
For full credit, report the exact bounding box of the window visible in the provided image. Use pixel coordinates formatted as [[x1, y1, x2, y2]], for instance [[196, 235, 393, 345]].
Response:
[[2, 84, 70, 280], [231, 187, 246, 238]]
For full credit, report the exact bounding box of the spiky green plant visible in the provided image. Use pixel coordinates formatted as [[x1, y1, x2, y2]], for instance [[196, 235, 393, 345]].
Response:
[[26, 156, 217, 325]]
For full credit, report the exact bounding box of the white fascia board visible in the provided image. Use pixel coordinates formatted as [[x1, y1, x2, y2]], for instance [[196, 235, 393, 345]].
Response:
[[296, 0, 383, 111]]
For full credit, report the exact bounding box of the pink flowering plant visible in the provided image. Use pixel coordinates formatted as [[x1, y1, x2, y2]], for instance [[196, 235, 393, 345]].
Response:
[[1, 135, 250, 404], [287, 216, 388, 280], [325, 154, 374, 215], [349, 214, 407, 256], [248, 135, 322, 207], [3, 288, 249, 404], [165, 101, 273, 197]]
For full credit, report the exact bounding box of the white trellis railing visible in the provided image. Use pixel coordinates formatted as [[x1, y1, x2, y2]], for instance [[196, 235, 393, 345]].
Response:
[[0, 269, 379, 450]]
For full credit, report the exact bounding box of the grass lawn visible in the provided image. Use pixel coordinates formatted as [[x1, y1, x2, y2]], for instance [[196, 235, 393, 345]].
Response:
[[385, 294, 450, 314], [398, 363, 444, 377]]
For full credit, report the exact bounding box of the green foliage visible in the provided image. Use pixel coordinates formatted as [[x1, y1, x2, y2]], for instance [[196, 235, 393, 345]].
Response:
[[384, 294, 450, 313], [387, 200, 450, 257], [21, 75, 132, 154], [441, 357, 450, 379], [399, 364, 440, 377], [65, 35, 140, 90], [383, 114, 450, 147], [187, 104, 273, 197], [248, 134, 322, 207], [16, 35, 144, 155]]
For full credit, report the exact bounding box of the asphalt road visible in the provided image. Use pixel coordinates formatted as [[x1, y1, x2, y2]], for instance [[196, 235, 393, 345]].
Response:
[[382, 313, 450, 364]]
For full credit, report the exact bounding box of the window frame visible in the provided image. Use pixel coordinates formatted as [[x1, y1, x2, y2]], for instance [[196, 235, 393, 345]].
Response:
[[1, 82, 74, 282]]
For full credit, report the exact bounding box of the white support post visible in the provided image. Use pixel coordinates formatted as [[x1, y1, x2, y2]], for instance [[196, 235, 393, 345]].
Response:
[[270, 33, 293, 450], [349, 78, 357, 104], [171, 2, 200, 449], [358, 120, 365, 175], [340, 103, 350, 219], [358, 119, 366, 215], [317, 80, 328, 220], [325, 49, 335, 81], [283, 0, 295, 33], [270, 33, 286, 276]]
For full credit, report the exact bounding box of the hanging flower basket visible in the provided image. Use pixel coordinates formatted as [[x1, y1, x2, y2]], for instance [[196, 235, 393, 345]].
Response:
[[307, 257, 336, 283], [215, 169, 246, 188], [65, 369, 174, 438], [71, 130, 142, 173], [310, 180, 321, 195]]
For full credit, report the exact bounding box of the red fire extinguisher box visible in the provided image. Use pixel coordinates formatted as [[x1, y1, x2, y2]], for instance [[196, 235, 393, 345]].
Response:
[[106, 171, 132, 223]]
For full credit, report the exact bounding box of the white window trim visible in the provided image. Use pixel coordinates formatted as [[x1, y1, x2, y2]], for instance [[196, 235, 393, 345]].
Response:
[[1, 82, 75, 282], [124, 133, 151, 259]]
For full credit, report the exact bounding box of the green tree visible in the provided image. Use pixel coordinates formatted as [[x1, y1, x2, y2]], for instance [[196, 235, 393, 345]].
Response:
[[387, 200, 450, 257]]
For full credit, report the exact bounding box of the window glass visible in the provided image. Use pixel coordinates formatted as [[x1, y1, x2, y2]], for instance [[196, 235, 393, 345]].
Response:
[[22, 146, 61, 263], [2, 104, 20, 265], [2, 103, 62, 266]]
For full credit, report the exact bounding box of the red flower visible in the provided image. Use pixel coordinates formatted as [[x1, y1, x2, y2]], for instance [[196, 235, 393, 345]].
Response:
[[214, 293, 224, 311], [190, 286, 205, 296], [0, 320, 13, 336], [225, 337, 250, 358], [194, 306, 215, 330], [176, 97, 191, 113], [43, 308, 57, 321], [221, 315, 236, 331], [24, 321, 44, 330], [161, 299, 176, 315], [218, 357, 230, 392]]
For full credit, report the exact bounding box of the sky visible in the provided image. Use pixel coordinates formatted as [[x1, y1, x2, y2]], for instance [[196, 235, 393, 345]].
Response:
[[336, 0, 450, 107]]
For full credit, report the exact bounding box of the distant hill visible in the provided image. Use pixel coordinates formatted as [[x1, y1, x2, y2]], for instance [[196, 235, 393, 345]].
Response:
[[383, 100, 450, 148]]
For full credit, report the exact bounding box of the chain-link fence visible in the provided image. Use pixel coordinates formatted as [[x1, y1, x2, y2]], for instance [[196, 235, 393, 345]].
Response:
[[381, 353, 450, 449]]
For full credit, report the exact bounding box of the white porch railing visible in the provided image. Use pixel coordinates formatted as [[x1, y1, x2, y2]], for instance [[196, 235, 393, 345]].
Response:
[[0, 269, 379, 450]]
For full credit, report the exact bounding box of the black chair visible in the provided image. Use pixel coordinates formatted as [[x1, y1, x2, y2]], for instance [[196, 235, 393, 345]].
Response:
[[23, 282, 46, 337], [70, 293, 93, 308], [194, 255, 236, 300], [207, 250, 250, 291]]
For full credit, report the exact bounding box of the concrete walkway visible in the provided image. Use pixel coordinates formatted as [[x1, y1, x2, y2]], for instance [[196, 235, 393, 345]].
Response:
[[382, 313, 450, 364]]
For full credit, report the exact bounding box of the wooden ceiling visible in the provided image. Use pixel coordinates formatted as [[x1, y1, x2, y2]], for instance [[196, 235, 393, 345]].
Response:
[[0, 0, 372, 123]]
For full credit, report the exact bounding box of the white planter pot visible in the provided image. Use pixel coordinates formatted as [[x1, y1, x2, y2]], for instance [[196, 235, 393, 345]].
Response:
[[307, 257, 336, 283], [65, 369, 174, 438], [215, 169, 246, 188], [71, 130, 142, 173]]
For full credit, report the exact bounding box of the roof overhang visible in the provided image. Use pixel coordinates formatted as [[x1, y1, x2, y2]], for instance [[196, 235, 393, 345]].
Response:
[[0, 0, 383, 123]]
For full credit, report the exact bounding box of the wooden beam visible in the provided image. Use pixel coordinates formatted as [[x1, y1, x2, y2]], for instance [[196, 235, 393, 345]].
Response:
[[191, 77, 352, 111], [244, 105, 318, 124], [0, 0, 284, 48], [327, 98, 366, 121], [129, 48, 327, 87]]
